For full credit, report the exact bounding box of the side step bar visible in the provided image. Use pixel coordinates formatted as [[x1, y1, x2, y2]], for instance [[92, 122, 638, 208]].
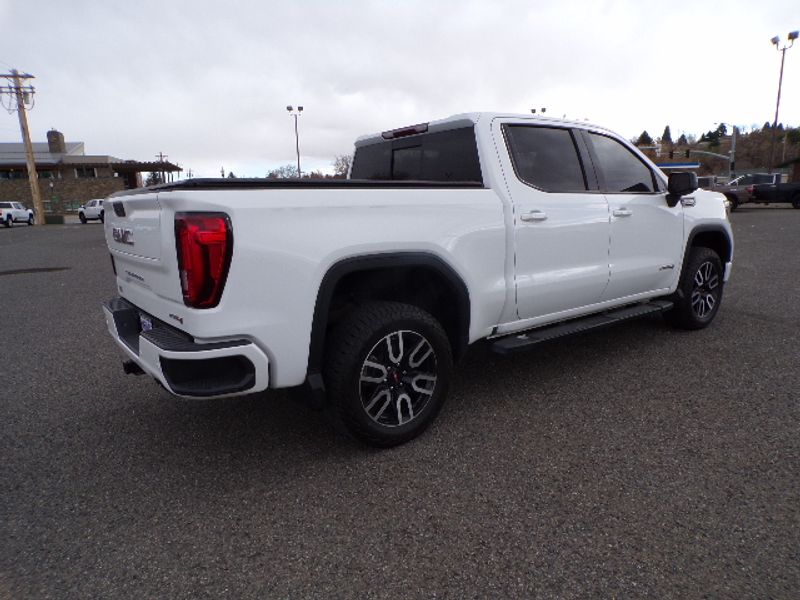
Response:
[[491, 300, 673, 355]]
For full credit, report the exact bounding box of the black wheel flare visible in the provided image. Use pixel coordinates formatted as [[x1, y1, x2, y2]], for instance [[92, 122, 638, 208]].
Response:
[[358, 329, 438, 428]]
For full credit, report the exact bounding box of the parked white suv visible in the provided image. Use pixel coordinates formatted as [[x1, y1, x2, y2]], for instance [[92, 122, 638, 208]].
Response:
[[0, 201, 34, 227], [79, 199, 105, 223]]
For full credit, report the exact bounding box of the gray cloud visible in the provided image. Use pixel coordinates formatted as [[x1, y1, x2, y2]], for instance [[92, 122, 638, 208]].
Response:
[[2, 0, 798, 176]]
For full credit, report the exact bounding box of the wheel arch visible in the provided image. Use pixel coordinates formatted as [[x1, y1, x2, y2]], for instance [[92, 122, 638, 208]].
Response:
[[307, 252, 471, 377], [687, 225, 732, 264]]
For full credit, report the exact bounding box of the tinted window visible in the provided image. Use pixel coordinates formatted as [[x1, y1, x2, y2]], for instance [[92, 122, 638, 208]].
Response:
[[588, 133, 656, 193], [351, 127, 482, 183], [504, 126, 587, 192], [0, 202, 12, 208]]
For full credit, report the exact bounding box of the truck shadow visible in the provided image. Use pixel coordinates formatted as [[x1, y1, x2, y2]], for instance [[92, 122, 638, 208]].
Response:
[[128, 314, 676, 465]]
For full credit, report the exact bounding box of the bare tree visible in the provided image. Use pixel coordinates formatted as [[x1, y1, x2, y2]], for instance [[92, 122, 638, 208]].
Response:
[[333, 154, 353, 178]]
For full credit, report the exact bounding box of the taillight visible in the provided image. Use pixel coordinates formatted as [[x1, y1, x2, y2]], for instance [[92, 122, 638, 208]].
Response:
[[746, 185, 754, 195], [174, 213, 232, 308]]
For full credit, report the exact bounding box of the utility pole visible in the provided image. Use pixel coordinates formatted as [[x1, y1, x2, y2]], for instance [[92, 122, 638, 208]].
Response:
[[1, 70, 45, 224], [156, 152, 168, 183]]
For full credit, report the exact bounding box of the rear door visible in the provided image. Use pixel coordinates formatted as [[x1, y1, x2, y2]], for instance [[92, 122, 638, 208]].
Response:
[[497, 121, 611, 319], [581, 131, 683, 300]]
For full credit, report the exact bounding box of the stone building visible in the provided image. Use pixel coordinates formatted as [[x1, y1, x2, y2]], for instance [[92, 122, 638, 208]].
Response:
[[0, 129, 181, 212]]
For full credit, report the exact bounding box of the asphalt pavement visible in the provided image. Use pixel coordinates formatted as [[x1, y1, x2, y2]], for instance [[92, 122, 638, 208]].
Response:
[[1, 207, 798, 599]]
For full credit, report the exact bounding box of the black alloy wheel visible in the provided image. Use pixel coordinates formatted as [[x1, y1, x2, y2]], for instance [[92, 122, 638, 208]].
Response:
[[324, 302, 453, 447], [665, 246, 724, 330]]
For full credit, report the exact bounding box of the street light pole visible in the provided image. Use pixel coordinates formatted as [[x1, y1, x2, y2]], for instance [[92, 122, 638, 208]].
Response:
[[768, 31, 798, 173], [286, 105, 303, 177], [715, 122, 738, 179]]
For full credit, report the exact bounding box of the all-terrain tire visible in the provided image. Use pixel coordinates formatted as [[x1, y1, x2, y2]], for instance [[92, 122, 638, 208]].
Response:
[[324, 301, 453, 448], [664, 246, 724, 330]]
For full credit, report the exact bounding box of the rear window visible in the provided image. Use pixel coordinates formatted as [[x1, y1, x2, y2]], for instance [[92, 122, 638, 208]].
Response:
[[504, 125, 588, 192], [351, 127, 483, 183]]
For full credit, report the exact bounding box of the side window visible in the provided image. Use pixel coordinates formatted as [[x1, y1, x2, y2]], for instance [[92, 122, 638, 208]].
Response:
[[588, 133, 657, 193], [504, 125, 587, 192]]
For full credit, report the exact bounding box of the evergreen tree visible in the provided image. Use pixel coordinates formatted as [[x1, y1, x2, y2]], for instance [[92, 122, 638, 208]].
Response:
[[677, 133, 688, 145], [636, 130, 653, 146], [661, 125, 673, 146]]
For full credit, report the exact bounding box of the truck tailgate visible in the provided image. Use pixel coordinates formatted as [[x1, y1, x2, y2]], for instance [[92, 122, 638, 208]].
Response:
[[105, 193, 184, 308]]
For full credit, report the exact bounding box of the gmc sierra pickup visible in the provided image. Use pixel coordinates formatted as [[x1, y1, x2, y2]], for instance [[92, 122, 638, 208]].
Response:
[[102, 112, 734, 447]]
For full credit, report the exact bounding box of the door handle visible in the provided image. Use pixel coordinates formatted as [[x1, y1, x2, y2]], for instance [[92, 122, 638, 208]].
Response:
[[520, 210, 548, 222], [613, 208, 633, 217]]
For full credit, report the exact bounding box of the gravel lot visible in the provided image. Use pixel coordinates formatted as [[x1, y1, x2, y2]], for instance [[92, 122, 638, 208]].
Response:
[[1, 207, 798, 599]]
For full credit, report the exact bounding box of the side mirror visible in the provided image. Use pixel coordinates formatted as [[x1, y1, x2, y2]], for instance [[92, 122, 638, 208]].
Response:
[[666, 172, 697, 207]]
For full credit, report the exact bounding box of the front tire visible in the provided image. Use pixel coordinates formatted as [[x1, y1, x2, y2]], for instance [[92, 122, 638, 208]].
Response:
[[792, 193, 800, 209], [324, 302, 453, 447], [79, 212, 87, 224], [27, 214, 34, 226], [726, 194, 739, 212], [664, 246, 724, 330], [5, 215, 12, 228]]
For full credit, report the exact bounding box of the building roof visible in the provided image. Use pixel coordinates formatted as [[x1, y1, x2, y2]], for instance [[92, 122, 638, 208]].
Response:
[[0, 141, 86, 166], [0, 139, 180, 172]]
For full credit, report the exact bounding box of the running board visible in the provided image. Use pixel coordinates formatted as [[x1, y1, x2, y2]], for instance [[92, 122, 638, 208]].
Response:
[[491, 300, 674, 355]]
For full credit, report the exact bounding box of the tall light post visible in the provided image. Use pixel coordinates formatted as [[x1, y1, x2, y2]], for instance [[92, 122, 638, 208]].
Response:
[[286, 105, 303, 177], [768, 31, 798, 173], [715, 122, 738, 179]]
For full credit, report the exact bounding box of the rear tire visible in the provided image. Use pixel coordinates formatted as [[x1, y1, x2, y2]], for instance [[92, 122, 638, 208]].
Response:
[[27, 214, 34, 226], [792, 193, 800, 209], [664, 246, 724, 330], [726, 194, 738, 211], [99, 210, 104, 223], [324, 301, 453, 447], [5, 215, 12, 228]]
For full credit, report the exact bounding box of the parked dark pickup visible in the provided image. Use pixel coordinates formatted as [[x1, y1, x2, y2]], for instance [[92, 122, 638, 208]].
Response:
[[703, 173, 780, 211], [751, 180, 800, 209]]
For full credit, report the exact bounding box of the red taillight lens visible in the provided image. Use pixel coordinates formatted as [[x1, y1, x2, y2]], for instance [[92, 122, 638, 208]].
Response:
[[175, 213, 232, 308]]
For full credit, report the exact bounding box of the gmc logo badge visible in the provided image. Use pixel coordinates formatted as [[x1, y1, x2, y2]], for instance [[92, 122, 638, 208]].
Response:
[[112, 227, 135, 245]]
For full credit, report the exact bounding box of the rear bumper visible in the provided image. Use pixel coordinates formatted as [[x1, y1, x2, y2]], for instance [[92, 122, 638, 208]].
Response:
[[103, 297, 269, 398]]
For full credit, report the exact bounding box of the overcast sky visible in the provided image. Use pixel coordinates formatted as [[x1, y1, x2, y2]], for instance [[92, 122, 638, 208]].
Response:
[[2, 0, 798, 177]]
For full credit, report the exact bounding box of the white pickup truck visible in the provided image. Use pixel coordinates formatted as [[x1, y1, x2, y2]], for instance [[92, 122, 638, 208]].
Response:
[[103, 112, 733, 447], [0, 201, 34, 227]]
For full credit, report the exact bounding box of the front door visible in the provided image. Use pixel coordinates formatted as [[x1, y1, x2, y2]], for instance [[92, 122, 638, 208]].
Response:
[[581, 131, 684, 300], [496, 121, 611, 320]]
